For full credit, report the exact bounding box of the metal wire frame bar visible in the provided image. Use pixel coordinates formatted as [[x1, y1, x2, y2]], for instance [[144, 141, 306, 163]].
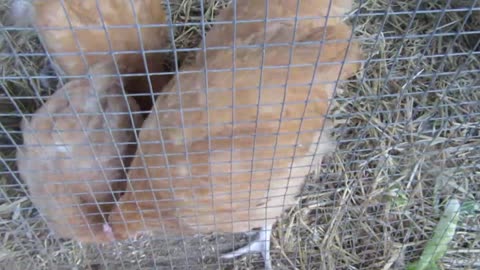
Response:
[[3, 4, 479, 32], [0, 0, 478, 268]]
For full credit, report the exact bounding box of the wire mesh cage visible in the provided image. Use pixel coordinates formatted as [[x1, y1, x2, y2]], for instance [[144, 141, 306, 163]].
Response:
[[0, 0, 479, 269]]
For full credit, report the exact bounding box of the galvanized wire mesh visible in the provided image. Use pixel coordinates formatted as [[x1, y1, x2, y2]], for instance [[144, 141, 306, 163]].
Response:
[[0, 0, 479, 269]]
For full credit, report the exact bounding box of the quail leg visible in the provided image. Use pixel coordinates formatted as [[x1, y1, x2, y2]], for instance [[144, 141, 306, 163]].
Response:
[[221, 224, 273, 270], [102, 223, 115, 242]]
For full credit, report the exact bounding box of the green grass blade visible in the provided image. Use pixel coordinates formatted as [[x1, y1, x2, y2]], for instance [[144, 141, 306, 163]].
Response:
[[407, 199, 461, 270]]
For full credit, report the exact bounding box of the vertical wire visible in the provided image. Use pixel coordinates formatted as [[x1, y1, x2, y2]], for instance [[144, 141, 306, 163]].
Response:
[[50, 1, 126, 254], [261, 0, 304, 264], [0, 129, 46, 267], [94, 0, 167, 267], [279, 0, 357, 263], [197, 0, 222, 267], [160, 0, 195, 266], [2, 8, 108, 255], [245, 0, 269, 255], [227, 0, 238, 265]]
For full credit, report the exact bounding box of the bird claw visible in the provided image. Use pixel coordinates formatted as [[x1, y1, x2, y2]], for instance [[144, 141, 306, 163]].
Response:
[[221, 225, 273, 270], [102, 223, 115, 242]]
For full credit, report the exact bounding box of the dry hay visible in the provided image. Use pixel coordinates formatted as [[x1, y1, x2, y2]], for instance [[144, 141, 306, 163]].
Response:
[[0, 0, 479, 269]]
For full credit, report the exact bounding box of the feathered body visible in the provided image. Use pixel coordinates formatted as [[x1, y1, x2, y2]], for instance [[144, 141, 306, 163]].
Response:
[[17, 61, 143, 243], [109, 0, 362, 239]]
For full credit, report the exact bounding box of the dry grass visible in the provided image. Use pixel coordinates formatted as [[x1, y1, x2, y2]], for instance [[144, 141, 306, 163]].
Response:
[[0, 0, 479, 269]]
